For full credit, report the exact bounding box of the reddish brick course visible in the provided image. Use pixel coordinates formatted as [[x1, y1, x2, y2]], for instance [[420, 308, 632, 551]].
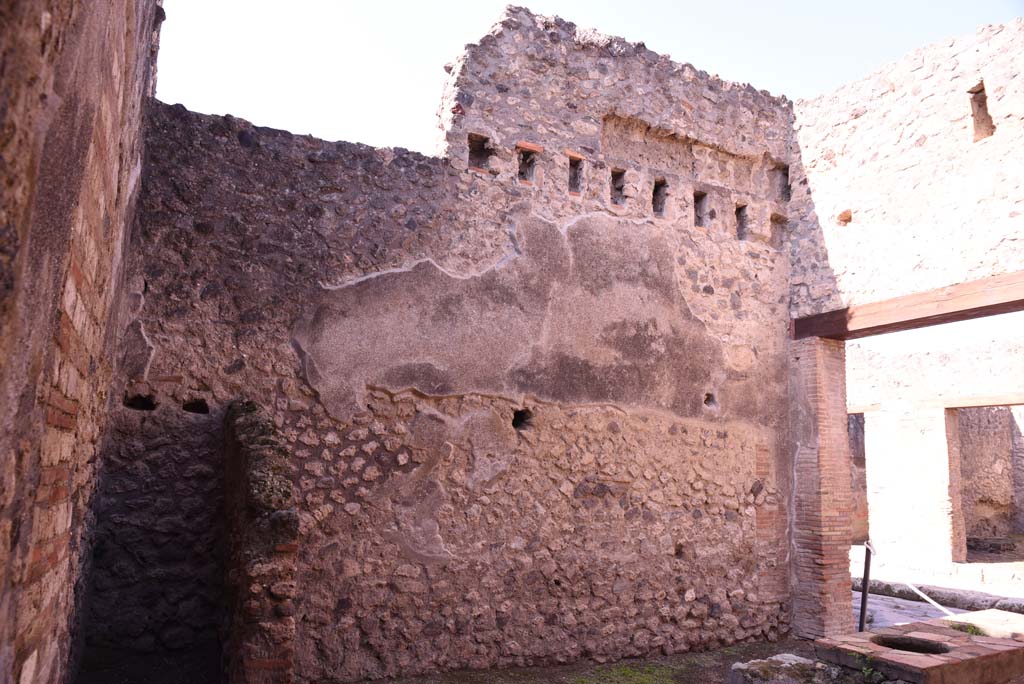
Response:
[[817, 614, 1024, 684], [0, 1, 162, 682]]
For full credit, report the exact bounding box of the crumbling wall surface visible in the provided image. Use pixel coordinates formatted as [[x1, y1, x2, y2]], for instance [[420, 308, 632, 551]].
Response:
[[125, 7, 798, 680], [958, 406, 1016, 539], [789, 18, 1024, 316], [223, 401, 299, 684], [0, 1, 160, 683]]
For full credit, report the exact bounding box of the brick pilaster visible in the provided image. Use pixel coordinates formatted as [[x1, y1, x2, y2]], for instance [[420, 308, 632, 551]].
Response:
[[791, 337, 854, 638]]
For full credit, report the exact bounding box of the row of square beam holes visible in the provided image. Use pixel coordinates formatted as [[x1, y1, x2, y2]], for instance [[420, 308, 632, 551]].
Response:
[[469, 80, 996, 230], [469, 134, 789, 238]]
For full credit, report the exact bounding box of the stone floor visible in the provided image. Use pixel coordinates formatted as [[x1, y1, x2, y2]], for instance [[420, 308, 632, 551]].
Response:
[[853, 590, 966, 628], [368, 637, 816, 684], [850, 544, 1024, 600]]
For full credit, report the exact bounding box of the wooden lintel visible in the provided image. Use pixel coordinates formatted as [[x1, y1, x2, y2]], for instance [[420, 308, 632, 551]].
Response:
[[792, 270, 1024, 340], [919, 394, 1024, 410]]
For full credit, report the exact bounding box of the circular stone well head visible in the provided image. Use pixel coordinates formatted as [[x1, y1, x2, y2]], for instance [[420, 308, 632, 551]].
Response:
[[870, 635, 951, 655]]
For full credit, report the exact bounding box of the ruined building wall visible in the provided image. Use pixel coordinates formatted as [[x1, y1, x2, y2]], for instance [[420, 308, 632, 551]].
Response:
[[222, 401, 299, 683], [790, 18, 1024, 316], [105, 7, 802, 680], [0, 2, 161, 683], [786, 21, 1024, 577], [957, 406, 1022, 539], [781, 18, 1024, 634]]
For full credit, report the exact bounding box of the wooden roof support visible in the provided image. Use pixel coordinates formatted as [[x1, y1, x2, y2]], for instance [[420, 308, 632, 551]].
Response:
[[792, 270, 1024, 340]]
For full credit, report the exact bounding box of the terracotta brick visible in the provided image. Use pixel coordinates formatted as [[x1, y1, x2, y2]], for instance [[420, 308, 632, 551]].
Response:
[[44, 407, 77, 432]]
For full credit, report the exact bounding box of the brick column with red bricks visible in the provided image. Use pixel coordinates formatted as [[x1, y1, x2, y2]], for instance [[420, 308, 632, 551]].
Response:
[[790, 337, 855, 638]]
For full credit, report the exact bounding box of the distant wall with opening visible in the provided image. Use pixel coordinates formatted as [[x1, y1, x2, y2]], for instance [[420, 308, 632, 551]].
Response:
[[846, 313, 1024, 576]]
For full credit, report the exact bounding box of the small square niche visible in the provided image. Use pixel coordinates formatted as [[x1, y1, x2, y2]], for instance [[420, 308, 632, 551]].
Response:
[[770, 164, 790, 202], [610, 169, 626, 205], [693, 191, 709, 227], [735, 204, 749, 239], [652, 179, 668, 216], [568, 157, 583, 194], [518, 148, 537, 182], [468, 134, 493, 170]]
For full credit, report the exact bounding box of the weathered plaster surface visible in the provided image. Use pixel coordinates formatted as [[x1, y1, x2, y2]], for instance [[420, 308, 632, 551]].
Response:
[[295, 213, 741, 422], [111, 6, 798, 679]]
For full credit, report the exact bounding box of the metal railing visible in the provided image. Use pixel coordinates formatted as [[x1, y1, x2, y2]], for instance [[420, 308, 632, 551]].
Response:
[[858, 540, 954, 632]]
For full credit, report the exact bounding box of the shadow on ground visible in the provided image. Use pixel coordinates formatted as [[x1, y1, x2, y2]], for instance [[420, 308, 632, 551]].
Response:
[[374, 638, 815, 684]]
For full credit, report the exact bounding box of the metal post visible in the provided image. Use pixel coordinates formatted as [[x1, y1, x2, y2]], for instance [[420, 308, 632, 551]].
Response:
[[858, 541, 873, 632]]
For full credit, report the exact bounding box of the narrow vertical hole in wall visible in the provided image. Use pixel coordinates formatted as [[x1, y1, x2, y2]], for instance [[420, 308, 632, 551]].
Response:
[[518, 149, 536, 182], [693, 191, 708, 227], [652, 179, 668, 216], [610, 169, 626, 205], [568, 157, 583, 194], [735, 204, 748, 239], [769, 213, 788, 249], [468, 133, 493, 169], [969, 81, 996, 142], [770, 164, 790, 202]]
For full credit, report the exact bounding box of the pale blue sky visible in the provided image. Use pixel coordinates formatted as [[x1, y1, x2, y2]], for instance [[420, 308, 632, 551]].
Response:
[[157, 0, 1023, 154]]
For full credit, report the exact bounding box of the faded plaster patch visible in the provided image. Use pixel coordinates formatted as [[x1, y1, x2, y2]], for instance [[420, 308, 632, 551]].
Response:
[[293, 213, 724, 422], [120, 319, 153, 380]]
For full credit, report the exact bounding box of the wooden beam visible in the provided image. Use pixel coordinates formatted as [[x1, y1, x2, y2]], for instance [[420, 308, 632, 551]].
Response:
[[792, 270, 1024, 340], [919, 393, 1024, 410]]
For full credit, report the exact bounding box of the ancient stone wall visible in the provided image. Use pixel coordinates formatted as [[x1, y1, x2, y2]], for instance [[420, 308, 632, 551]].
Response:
[[223, 401, 299, 684], [782, 18, 1024, 599], [0, 1, 161, 683], [958, 406, 1022, 539], [113, 7, 801, 680], [790, 18, 1024, 316], [4, 1, 1014, 677], [77, 404, 227, 681]]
